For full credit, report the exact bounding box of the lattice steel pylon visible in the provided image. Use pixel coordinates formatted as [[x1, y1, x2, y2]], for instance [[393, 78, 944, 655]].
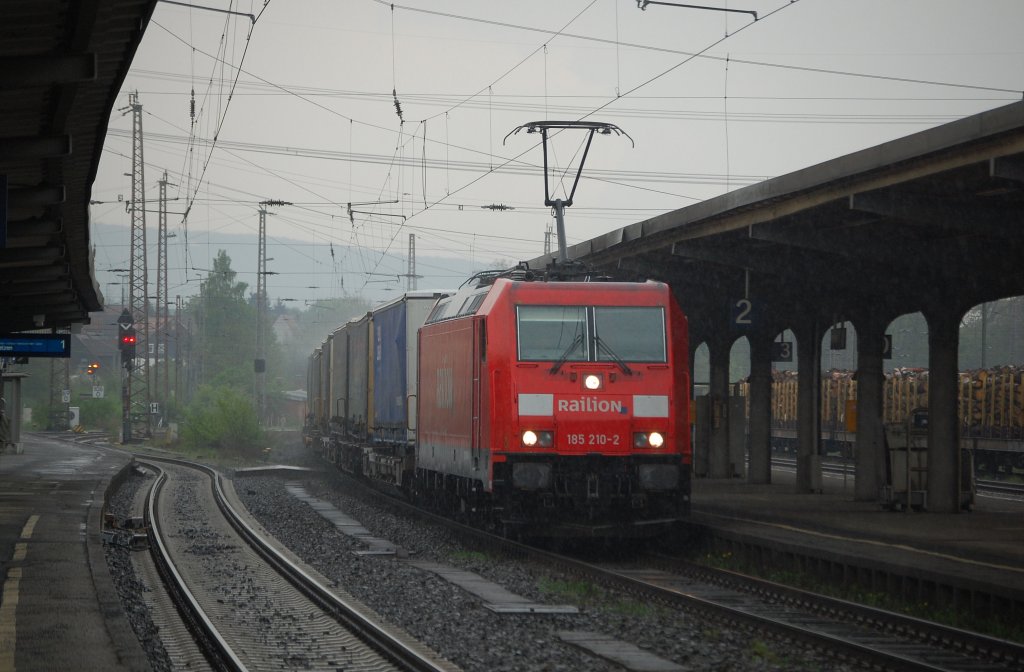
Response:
[[175, 295, 183, 409], [255, 204, 267, 420], [123, 92, 150, 439], [156, 171, 171, 424], [255, 200, 289, 422]]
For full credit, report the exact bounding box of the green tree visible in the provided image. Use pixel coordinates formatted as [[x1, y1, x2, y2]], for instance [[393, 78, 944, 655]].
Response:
[[187, 250, 258, 392], [181, 384, 263, 456]]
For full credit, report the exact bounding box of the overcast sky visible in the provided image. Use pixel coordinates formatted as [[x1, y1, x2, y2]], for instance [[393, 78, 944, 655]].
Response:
[[90, 0, 1024, 305]]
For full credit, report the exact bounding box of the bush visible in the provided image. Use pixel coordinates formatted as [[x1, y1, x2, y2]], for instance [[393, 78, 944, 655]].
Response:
[[181, 385, 263, 457], [79, 395, 122, 435]]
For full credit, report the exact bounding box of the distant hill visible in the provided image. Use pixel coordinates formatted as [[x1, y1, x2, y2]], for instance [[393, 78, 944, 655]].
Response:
[[89, 221, 498, 308]]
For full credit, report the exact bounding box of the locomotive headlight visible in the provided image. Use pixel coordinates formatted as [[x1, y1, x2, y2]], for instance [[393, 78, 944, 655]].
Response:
[[634, 431, 666, 449], [522, 430, 554, 448], [583, 374, 603, 390]]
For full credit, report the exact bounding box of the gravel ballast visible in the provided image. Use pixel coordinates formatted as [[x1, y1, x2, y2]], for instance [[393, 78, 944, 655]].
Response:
[[102, 441, 857, 671], [231, 445, 855, 672]]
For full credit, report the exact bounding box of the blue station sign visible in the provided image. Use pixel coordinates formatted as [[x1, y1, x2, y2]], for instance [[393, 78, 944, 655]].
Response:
[[0, 334, 71, 358]]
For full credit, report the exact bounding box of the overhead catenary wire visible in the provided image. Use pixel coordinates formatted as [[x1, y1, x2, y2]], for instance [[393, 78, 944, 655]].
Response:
[[122, 1, 1022, 305], [129, 68, 1022, 104], [159, 2, 273, 280], [129, 81, 1001, 122], [352, 0, 603, 291], [371, 0, 1021, 95], [353, 0, 808, 290], [142, 9, 986, 245], [171, 3, 271, 226], [110, 6, 798, 286], [140, 1, 794, 295], [147, 2, 1020, 210]]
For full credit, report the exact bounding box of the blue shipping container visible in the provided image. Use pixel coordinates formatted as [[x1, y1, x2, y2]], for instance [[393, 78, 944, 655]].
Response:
[[372, 298, 408, 443]]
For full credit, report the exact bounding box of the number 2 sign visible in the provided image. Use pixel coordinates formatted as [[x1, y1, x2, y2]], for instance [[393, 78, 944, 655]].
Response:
[[731, 298, 757, 329]]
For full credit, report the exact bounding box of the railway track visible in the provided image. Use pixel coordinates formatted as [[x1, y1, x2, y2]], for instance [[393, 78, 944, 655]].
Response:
[[140, 457, 457, 672], [975, 478, 1024, 498], [772, 456, 1024, 499], [604, 555, 1024, 672], [327, 467, 1024, 672]]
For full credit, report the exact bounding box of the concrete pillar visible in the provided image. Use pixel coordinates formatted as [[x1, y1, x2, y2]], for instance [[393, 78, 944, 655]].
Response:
[[852, 312, 887, 501], [795, 318, 823, 492], [708, 334, 732, 479], [925, 305, 964, 513], [747, 330, 774, 484], [692, 395, 710, 478], [689, 339, 709, 478]]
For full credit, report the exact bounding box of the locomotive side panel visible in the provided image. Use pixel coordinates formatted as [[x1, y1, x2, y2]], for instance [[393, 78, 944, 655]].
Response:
[[668, 292, 692, 466], [417, 317, 480, 480]]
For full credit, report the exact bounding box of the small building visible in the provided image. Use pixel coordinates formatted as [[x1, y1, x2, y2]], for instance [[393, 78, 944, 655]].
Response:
[[273, 314, 300, 346], [278, 389, 307, 427]]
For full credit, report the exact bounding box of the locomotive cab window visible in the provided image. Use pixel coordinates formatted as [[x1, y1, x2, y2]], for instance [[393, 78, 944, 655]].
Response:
[[517, 306, 588, 361], [594, 306, 666, 363], [516, 305, 666, 363]]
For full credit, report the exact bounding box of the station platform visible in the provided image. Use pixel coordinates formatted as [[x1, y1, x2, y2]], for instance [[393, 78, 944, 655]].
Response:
[[689, 466, 1024, 611], [0, 432, 147, 671], [3, 431, 1021, 672]]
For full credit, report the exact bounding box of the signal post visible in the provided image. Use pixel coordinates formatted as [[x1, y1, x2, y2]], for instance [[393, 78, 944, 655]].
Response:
[[117, 309, 137, 442]]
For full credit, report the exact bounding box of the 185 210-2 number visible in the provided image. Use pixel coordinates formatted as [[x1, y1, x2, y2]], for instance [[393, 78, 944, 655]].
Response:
[[566, 433, 620, 447]]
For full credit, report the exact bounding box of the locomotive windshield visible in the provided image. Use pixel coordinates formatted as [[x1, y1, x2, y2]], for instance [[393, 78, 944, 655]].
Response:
[[517, 305, 666, 363], [517, 306, 588, 361], [594, 306, 666, 362]]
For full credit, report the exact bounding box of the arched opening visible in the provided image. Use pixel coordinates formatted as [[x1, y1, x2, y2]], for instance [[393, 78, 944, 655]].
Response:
[[690, 341, 711, 477], [728, 336, 750, 478], [818, 320, 859, 462], [957, 297, 1024, 474], [692, 341, 710, 398]]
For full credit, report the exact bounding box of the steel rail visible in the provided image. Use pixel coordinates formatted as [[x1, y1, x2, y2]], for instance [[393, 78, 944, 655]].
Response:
[[142, 456, 453, 672], [143, 463, 249, 672], [643, 555, 1024, 671], [325, 464, 1023, 671], [773, 456, 1024, 498]]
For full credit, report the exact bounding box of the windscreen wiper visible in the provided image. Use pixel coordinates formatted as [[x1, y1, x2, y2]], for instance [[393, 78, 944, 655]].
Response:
[[549, 333, 584, 374], [595, 336, 634, 376]]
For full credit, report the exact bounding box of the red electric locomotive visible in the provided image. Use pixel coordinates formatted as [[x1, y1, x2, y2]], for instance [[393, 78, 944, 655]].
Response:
[[414, 271, 691, 537]]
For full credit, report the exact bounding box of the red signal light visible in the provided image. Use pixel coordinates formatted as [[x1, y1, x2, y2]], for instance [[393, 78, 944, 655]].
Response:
[[121, 335, 136, 345]]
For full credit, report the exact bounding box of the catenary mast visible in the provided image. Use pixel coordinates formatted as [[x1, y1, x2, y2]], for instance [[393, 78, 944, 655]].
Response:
[[123, 92, 150, 439]]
